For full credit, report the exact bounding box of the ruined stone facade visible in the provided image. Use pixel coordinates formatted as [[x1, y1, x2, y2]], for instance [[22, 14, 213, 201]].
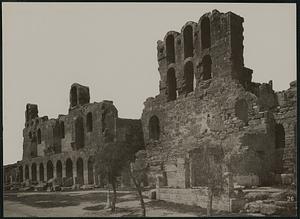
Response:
[[9, 83, 143, 187], [4, 10, 297, 202], [140, 9, 297, 190]]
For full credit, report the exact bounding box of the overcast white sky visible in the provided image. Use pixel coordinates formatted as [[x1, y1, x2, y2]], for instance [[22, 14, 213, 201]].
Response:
[[3, 3, 296, 165]]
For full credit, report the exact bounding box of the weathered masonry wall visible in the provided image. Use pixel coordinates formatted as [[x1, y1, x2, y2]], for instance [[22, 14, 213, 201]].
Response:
[[14, 83, 144, 187], [274, 81, 297, 178], [141, 9, 297, 191]]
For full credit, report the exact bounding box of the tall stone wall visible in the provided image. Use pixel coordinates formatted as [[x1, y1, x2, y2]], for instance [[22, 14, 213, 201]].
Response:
[[18, 83, 144, 186], [141, 9, 297, 189]]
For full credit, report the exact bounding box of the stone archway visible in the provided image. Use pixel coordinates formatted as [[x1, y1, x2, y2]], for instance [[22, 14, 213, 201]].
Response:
[[56, 160, 62, 178], [76, 157, 84, 185], [47, 160, 54, 181], [39, 163, 44, 182], [88, 157, 94, 184], [31, 163, 37, 181], [66, 158, 73, 186]]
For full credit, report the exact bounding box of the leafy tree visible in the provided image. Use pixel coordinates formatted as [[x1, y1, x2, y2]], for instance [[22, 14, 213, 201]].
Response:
[[199, 146, 224, 216], [95, 128, 145, 213], [127, 150, 148, 216]]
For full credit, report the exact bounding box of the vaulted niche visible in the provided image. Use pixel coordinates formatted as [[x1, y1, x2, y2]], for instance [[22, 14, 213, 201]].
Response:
[[75, 116, 84, 149], [149, 115, 160, 140], [184, 25, 193, 58], [166, 35, 175, 64], [184, 61, 194, 93], [201, 17, 211, 49], [167, 68, 177, 101], [70, 86, 77, 107]]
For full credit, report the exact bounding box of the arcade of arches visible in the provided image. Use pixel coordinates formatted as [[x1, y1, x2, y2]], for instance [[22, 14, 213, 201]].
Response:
[[18, 155, 96, 186]]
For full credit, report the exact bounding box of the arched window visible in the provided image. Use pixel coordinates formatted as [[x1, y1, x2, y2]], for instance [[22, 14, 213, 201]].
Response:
[[184, 61, 194, 93], [70, 86, 77, 107], [235, 99, 248, 125], [31, 163, 37, 181], [37, 129, 41, 144], [47, 160, 54, 180], [88, 157, 94, 184], [184, 25, 193, 58], [275, 123, 285, 149], [166, 35, 175, 64], [25, 165, 29, 180], [39, 163, 44, 181], [201, 17, 211, 49], [167, 68, 177, 101], [66, 158, 73, 179], [202, 55, 212, 80], [56, 160, 62, 178], [75, 116, 84, 149], [29, 132, 32, 139], [60, 121, 65, 138], [86, 112, 93, 132], [149, 115, 160, 140], [77, 158, 84, 185]]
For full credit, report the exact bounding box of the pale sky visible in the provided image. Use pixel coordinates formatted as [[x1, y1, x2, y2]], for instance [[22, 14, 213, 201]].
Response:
[[3, 3, 296, 165]]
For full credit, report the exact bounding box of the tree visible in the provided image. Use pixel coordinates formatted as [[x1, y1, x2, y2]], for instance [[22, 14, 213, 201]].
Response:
[[201, 146, 224, 216], [127, 150, 148, 216], [95, 128, 145, 213]]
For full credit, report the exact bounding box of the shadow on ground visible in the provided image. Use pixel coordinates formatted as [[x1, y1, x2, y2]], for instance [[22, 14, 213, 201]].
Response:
[[4, 192, 125, 209]]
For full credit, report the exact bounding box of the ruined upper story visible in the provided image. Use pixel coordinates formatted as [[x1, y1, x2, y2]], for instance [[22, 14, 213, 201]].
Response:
[[144, 9, 296, 115], [154, 9, 253, 102], [22, 83, 143, 161]]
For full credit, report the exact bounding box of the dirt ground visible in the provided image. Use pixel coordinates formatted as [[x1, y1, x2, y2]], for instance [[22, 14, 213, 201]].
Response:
[[4, 189, 259, 217], [3, 189, 201, 217]]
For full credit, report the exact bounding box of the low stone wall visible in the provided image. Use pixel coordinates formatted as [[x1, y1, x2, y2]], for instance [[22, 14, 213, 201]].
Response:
[[156, 188, 230, 212], [234, 175, 260, 187]]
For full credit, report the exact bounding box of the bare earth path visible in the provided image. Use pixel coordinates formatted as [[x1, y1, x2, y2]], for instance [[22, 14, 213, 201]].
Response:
[[4, 189, 205, 217]]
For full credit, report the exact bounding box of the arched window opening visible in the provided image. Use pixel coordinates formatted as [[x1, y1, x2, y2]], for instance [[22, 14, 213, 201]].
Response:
[[77, 158, 84, 185], [202, 55, 212, 80], [31, 163, 37, 181], [184, 61, 194, 93], [56, 160, 62, 178], [29, 132, 32, 139], [167, 68, 177, 101], [75, 116, 84, 149], [235, 99, 248, 125], [149, 115, 160, 140], [184, 25, 193, 58], [47, 160, 54, 180], [60, 122, 65, 138], [25, 165, 29, 180], [66, 158, 73, 185], [201, 17, 211, 49], [19, 166, 23, 182], [88, 157, 94, 184], [166, 35, 175, 64], [37, 129, 41, 144], [39, 163, 44, 182], [70, 86, 77, 107], [86, 112, 93, 132], [275, 124, 285, 149]]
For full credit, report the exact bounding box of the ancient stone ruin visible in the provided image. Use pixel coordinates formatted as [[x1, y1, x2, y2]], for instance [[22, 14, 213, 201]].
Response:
[[140, 9, 296, 211], [4, 9, 297, 213], [13, 83, 143, 189]]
